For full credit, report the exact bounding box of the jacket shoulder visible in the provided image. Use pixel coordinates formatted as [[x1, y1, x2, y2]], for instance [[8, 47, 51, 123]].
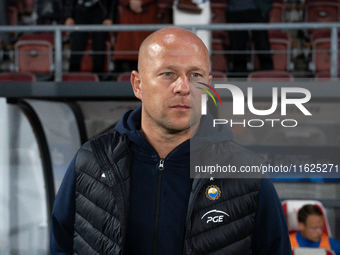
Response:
[[224, 140, 264, 165], [78, 130, 122, 153], [76, 130, 131, 181], [75, 130, 122, 171]]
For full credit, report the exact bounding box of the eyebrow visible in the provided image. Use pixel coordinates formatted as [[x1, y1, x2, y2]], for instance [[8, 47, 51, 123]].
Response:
[[161, 65, 208, 75]]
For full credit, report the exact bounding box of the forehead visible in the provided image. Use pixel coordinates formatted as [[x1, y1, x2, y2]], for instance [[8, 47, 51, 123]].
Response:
[[305, 215, 324, 226], [148, 41, 205, 58], [146, 41, 209, 70]]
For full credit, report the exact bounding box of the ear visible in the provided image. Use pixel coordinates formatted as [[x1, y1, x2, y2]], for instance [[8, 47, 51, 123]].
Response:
[[131, 70, 142, 100], [208, 74, 213, 85]]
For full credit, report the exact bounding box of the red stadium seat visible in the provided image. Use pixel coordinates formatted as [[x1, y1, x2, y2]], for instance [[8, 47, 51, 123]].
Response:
[[0, 72, 36, 81], [211, 37, 228, 73], [0, 43, 3, 63], [269, 30, 293, 71], [248, 70, 294, 81], [8, 6, 19, 40], [62, 73, 99, 82], [269, 0, 286, 23], [19, 33, 54, 44], [8, 6, 18, 26], [24, 0, 34, 13], [304, 0, 340, 23], [14, 33, 54, 74], [210, 0, 229, 73], [281, 200, 332, 236], [315, 72, 340, 80], [210, 71, 228, 81], [157, 0, 173, 23], [117, 72, 131, 82], [309, 30, 340, 72]]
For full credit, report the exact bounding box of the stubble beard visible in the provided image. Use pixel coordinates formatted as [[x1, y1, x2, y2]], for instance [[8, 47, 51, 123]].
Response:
[[144, 106, 201, 135]]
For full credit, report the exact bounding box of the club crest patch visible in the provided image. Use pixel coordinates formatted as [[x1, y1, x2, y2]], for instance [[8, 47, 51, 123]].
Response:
[[205, 185, 221, 200]]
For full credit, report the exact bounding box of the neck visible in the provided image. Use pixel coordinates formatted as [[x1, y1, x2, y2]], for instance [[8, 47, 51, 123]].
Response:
[[141, 121, 200, 159]]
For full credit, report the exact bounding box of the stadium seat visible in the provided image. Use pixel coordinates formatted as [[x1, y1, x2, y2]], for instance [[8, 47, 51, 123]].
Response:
[[14, 33, 54, 74], [24, 0, 35, 13], [0, 43, 3, 64], [8, 6, 18, 26], [117, 72, 131, 82], [18, 33, 54, 44], [0, 72, 36, 81], [211, 0, 227, 25], [309, 30, 340, 72], [270, 30, 294, 71], [7, 6, 18, 40], [62, 73, 99, 82], [315, 72, 340, 80], [269, 0, 286, 23], [247, 70, 294, 81], [157, 0, 173, 23], [210, 0, 229, 73], [210, 71, 228, 81], [211, 37, 228, 73], [281, 200, 332, 237], [293, 248, 336, 255], [304, 0, 340, 23]]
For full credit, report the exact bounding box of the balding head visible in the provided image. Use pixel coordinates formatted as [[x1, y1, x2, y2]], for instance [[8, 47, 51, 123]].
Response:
[[130, 27, 211, 144], [138, 27, 210, 74]]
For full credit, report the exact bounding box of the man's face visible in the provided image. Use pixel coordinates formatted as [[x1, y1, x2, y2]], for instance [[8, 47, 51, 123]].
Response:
[[132, 33, 210, 134], [299, 215, 324, 242]]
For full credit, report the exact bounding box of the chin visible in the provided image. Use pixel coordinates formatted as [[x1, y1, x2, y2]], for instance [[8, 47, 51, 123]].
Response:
[[165, 120, 191, 133]]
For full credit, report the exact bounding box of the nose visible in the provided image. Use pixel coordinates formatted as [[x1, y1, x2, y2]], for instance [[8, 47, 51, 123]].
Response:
[[173, 74, 190, 95]]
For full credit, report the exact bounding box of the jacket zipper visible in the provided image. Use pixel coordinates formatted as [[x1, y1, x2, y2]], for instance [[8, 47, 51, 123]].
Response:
[[138, 131, 188, 255], [152, 158, 165, 255]]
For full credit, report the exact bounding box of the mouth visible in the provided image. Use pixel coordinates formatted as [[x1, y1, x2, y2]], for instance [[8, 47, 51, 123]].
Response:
[[170, 104, 191, 112]]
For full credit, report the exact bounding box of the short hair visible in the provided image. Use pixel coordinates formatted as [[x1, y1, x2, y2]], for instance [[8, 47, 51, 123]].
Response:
[[298, 204, 323, 224]]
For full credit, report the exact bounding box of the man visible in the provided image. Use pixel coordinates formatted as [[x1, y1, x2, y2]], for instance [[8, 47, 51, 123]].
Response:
[[113, 0, 158, 74], [226, 0, 273, 76], [50, 27, 291, 254], [290, 204, 340, 254], [64, 0, 117, 77]]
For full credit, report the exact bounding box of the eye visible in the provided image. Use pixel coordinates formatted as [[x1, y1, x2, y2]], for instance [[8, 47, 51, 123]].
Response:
[[191, 73, 201, 78], [163, 72, 172, 77]]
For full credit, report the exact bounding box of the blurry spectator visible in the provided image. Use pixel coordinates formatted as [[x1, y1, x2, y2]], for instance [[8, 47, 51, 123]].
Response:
[[173, 0, 211, 56], [0, 0, 11, 46], [226, 0, 273, 76], [113, 0, 158, 74], [158, 0, 173, 24], [290, 204, 340, 255], [64, 0, 118, 78], [36, 0, 63, 24]]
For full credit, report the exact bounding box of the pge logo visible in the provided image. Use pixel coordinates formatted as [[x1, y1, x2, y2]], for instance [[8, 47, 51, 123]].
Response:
[[201, 209, 230, 224]]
